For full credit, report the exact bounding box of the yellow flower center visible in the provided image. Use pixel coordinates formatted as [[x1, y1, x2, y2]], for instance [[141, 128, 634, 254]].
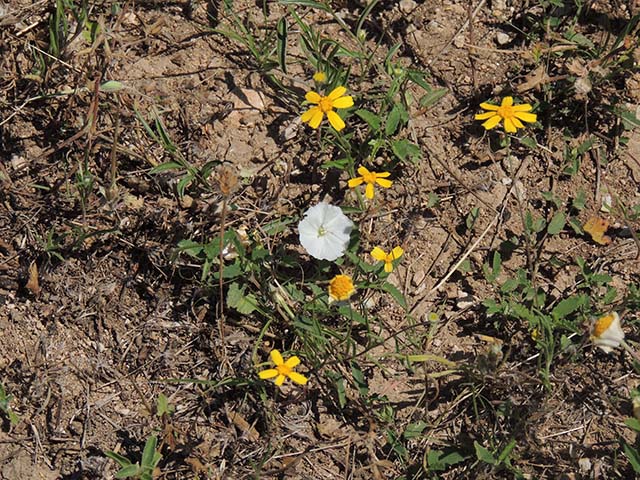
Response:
[[317, 226, 327, 237], [319, 97, 334, 112], [362, 171, 377, 184], [593, 314, 615, 337], [277, 364, 292, 376], [329, 275, 355, 301], [497, 104, 515, 120]]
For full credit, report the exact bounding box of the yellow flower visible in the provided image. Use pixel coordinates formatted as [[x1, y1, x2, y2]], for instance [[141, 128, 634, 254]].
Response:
[[475, 96, 537, 133], [328, 274, 355, 301], [313, 71, 327, 83], [300, 86, 354, 131], [258, 349, 308, 387], [591, 312, 625, 353], [370, 246, 404, 273], [347, 166, 392, 199]]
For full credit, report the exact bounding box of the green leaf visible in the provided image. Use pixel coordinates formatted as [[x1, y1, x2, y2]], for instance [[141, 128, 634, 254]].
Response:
[[177, 239, 204, 258], [497, 439, 517, 464], [547, 212, 566, 235], [403, 421, 428, 439], [551, 296, 584, 321], [381, 282, 407, 310], [385, 103, 407, 136], [419, 87, 447, 109], [355, 109, 381, 131], [616, 107, 640, 130], [262, 217, 294, 235], [277, 0, 332, 12], [337, 305, 367, 324], [623, 441, 640, 473], [572, 189, 586, 210], [466, 207, 480, 231], [350, 362, 368, 396], [227, 282, 259, 314], [99, 80, 123, 92], [115, 464, 141, 478], [276, 17, 287, 74], [500, 278, 519, 293], [156, 393, 174, 417], [391, 139, 421, 163], [474, 441, 496, 465], [427, 448, 465, 471], [625, 418, 640, 432], [149, 161, 183, 174], [141, 436, 158, 468], [105, 451, 133, 468], [519, 135, 537, 149]]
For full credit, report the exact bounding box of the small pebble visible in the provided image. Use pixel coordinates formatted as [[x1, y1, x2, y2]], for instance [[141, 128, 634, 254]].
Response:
[[399, 0, 416, 14], [496, 32, 511, 45]]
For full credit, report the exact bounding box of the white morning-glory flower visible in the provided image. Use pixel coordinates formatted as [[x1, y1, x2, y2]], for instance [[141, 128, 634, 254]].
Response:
[[298, 202, 354, 261]]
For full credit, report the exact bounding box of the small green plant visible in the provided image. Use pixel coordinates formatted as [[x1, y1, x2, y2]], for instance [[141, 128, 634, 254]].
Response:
[[105, 435, 162, 480], [0, 383, 20, 427], [474, 439, 523, 478]]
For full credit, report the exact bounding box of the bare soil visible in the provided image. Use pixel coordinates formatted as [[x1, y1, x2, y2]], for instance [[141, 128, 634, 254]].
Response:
[[1, 0, 640, 479]]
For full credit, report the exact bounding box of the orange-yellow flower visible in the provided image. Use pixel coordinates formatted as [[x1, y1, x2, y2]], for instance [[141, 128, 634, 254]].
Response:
[[475, 96, 537, 133], [348, 166, 392, 199], [328, 274, 355, 301], [591, 312, 624, 353], [258, 349, 308, 387], [300, 86, 354, 131], [313, 71, 327, 83], [371, 246, 404, 273]]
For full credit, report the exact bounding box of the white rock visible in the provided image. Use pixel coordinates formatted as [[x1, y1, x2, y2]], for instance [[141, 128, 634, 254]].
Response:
[[496, 32, 511, 45]]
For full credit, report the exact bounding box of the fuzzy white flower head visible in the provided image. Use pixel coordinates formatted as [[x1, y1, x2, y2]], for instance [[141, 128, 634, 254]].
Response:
[[298, 202, 354, 261], [591, 312, 625, 353]]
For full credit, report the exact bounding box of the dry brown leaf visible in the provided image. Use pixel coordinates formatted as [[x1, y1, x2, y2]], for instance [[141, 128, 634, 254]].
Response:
[[26, 261, 40, 295], [583, 216, 611, 245], [227, 410, 260, 442], [515, 64, 548, 93]]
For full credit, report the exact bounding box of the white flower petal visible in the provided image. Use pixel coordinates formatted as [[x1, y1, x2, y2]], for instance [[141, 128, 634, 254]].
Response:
[[298, 202, 354, 261]]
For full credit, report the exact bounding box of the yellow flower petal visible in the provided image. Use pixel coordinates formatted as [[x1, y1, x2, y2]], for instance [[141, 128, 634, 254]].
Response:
[[365, 183, 375, 199], [371, 247, 387, 261], [375, 178, 392, 188], [327, 110, 346, 131], [479, 102, 500, 111], [285, 356, 301, 368], [308, 109, 324, 129], [300, 108, 315, 123], [357, 166, 371, 176], [328, 86, 347, 100], [482, 115, 502, 130], [391, 246, 404, 259], [332, 95, 354, 109], [475, 111, 497, 120], [503, 117, 517, 133], [501, 96, 514, 107], [513, 111, 537, 123], [384, 262, 393, 273], [258, 368, 279, 379], [313, 71, 326, 83], [274, 374, 286, 386], [512, 103, 533, 112], [305, 91, 321, 103], [270, 349, 284, 366], [375, 171, 391, 178], [511, 116, 525, 129], [348, 177, 363, 188], [288, 372, 308, 385]]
